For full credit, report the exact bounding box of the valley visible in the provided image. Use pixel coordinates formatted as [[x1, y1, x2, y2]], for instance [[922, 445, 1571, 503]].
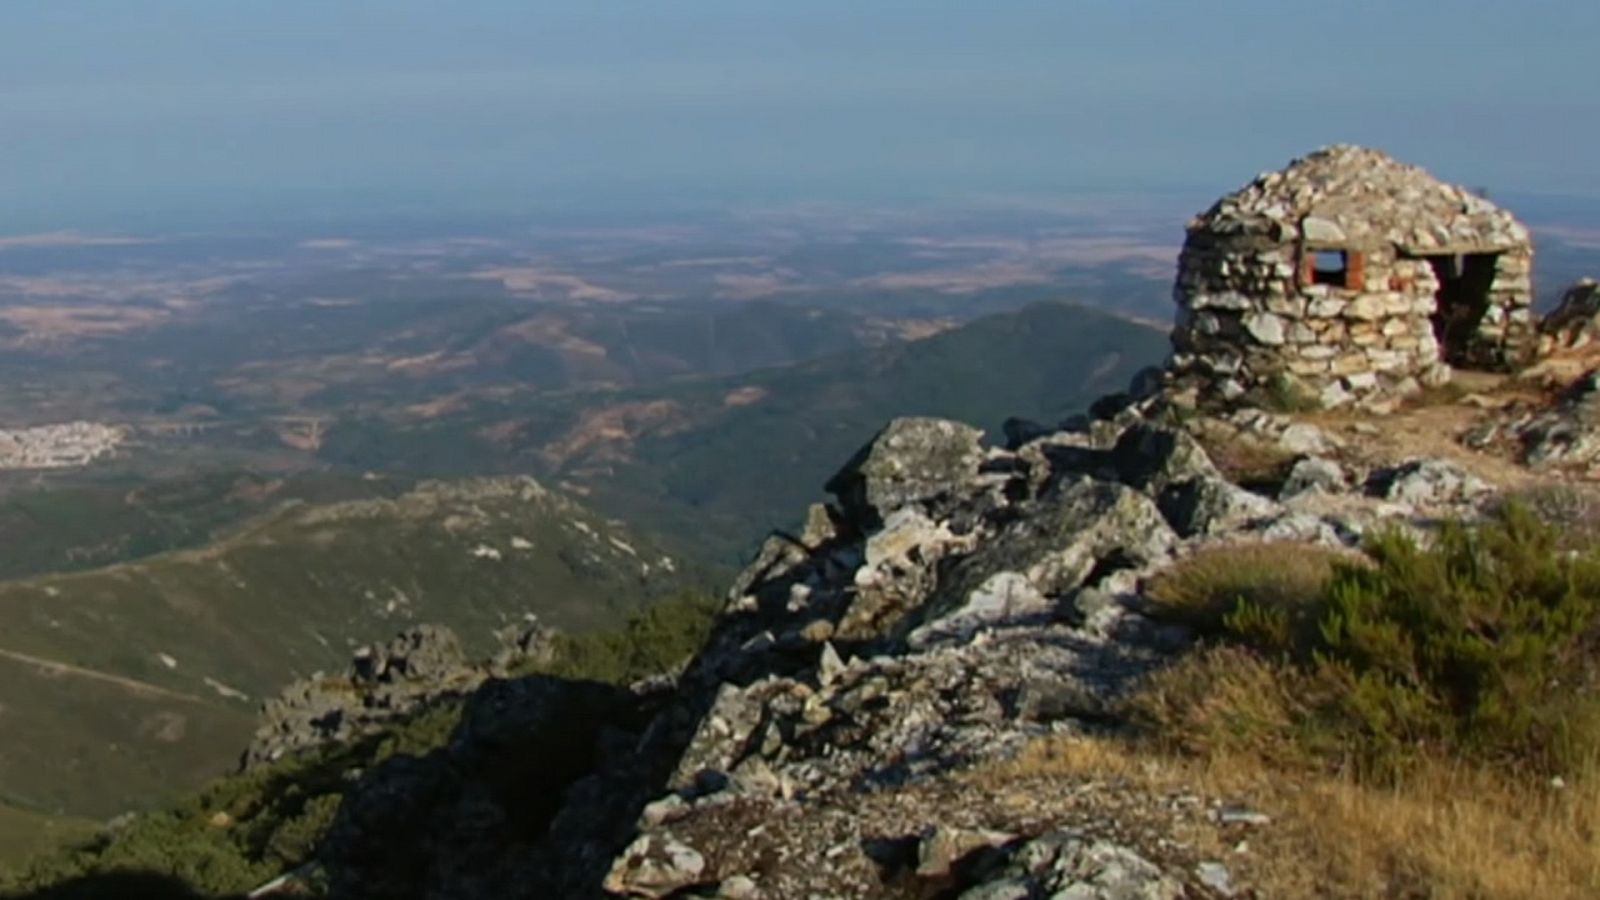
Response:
[[0, 295, 1170, 853], [0, 195, 1596, 882], [0, 211, 1182, 866]]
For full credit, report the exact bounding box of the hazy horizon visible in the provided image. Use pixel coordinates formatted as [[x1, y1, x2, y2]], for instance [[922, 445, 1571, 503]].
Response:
[[4, 1, 1599, 231]]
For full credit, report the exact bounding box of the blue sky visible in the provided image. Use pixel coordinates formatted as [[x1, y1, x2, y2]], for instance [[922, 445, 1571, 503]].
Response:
[[2, 1, 1597, 228]]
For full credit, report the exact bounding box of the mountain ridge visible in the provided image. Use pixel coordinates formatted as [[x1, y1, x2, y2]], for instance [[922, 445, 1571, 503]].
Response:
[[0, 475, 705, 827], [321, 300, 1170, 561]]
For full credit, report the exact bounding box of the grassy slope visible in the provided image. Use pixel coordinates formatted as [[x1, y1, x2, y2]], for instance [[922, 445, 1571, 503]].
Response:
[[0, 653, 249, 828], [0, 470, 406, 582], [0, 592, 722, 891], [0, 477, 703, 827], [0, 805, 93, 872]]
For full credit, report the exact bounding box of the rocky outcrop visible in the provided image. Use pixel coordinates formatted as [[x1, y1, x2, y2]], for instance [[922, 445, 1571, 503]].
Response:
[[318, 673, 642, 899], [1518, 369, 1600, 471], [1538, 278, 1600, 354], [309, 396, 1498, 898], [585, 408, 1490, 899], [247, 620, 556, 767], [824, 417, 987, 527]]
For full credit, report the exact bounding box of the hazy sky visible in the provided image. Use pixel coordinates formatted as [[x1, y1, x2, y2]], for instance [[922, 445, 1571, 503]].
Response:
[[3, 0, 1597, 228]]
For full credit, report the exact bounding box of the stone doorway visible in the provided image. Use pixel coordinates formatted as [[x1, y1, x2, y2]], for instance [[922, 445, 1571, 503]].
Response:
[[1425, 253, 1499, 365]]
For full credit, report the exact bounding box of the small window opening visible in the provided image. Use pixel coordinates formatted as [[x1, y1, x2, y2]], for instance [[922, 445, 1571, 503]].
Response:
[[1311, 250, 1348, 286]]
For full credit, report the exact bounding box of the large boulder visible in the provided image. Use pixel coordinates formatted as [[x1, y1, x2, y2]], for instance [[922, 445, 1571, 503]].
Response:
[[1539, 278, 1600, 354], [1372, 458, 1493, 512], [1106, 424, 1221, 495], [826, 418, 986, 526], [603, 834, 708, 898], [1521, 369, 1600, 469], [1021, 423, 1220, 499], [247, 624, 529, 767], [1279, 456, 1349, 499], [958, 832, 1185, 900], [1158, 476, 1281, 537], [906, 478, 1177, 647]]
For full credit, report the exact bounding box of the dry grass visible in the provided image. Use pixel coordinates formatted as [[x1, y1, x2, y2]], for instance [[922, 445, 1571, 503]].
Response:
[[1126, 645, 1320, 766], [1503, 483, 1600, 549], [1123, 522, 1600, 895], [1196, 436, 1298, 488], [976, 731, 1600, 899], [1406, 379, 1470, 408], [1143, 541, 1357, 634]]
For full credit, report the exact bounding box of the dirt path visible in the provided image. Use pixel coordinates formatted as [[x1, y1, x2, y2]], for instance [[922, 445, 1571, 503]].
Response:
[[0, 646, 219, 706], [1302, 370, 1560, 492]]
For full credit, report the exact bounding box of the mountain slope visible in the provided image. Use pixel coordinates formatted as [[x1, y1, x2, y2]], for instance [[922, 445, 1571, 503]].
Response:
[[0, 476, 702, 825], [322, 301, 1170, 560], [0, 470, 405, 582], [560, 301, 1167, 556], [0, 805, 91, 873]]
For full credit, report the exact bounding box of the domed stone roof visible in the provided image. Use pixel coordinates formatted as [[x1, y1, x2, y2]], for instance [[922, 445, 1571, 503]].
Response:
[[1188, 144, 1529, 254]]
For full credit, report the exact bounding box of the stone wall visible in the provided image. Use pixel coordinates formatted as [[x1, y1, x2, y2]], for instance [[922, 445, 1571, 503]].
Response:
[[1171, 235, 1534, 410], [1468, 250, 1536, 364]]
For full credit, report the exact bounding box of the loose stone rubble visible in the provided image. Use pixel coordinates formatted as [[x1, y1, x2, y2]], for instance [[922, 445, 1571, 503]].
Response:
[[1170, 145, 1535, 410]]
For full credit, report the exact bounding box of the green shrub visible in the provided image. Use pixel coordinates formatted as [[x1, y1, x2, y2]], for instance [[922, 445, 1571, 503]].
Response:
[[525, 590, 722, 684], [1307, 507, 1600, 773], [0, 748, 349, 895], [1250, 372, 1322, 414], [1144, 506, 1600, 779]]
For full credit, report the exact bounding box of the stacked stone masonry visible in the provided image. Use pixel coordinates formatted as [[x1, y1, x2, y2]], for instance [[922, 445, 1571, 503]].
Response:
[[1171, 145, 1535, 409]]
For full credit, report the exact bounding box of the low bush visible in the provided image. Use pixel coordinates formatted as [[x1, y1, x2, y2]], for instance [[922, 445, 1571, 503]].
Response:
[[521, 590, 722, 684], [0, 748, 352, 895], [1125, 506, 1600, 895], [1250, 372, 1323, 414], [1501, 483, 1600, 549], [1141, 506, 1600, 778], [1128, 644, 1320, 767], [1310, 507, 1600, 774]]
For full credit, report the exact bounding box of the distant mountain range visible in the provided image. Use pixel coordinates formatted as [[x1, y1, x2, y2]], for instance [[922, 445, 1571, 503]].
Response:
[[323, 301, 1171, 560]]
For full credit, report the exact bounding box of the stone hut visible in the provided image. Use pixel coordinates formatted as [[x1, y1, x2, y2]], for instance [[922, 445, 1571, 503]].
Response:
[[1170, 145, 1534, 409]]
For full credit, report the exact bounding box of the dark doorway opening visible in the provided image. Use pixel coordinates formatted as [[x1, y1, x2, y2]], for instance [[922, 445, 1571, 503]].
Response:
[[1425, 253, 1498, 365]]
